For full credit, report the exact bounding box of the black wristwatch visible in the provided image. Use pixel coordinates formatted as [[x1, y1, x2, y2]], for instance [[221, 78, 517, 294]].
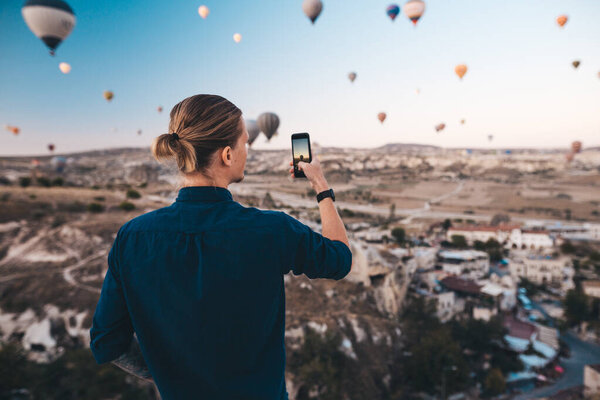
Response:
[[316, 188, 335, 203]]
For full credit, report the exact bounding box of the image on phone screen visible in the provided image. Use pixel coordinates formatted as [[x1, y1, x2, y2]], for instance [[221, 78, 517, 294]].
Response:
[[293, 138, 309, 164]]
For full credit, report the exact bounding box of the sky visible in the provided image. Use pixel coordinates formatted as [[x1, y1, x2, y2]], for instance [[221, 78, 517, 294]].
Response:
[[1, 0, 599, 156]]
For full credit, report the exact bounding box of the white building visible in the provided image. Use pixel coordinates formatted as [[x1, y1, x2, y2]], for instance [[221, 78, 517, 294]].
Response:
[[582, 280, 600, 299], [509, 255, 573, 291], [437, 250, 490, 279], [435, 291, 457, 323], [447, 225, 554, 250], [473, 306, 497, 321], [584, 364, 600, 397]]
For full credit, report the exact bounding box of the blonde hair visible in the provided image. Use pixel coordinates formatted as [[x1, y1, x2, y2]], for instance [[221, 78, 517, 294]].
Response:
[[152, 94, 242, 174]]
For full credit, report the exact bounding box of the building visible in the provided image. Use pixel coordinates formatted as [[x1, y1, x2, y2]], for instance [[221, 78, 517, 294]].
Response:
[[437, 250, 489, 279], [447, 225, 554, 249], [584, 364, 600, 397], [473, 306, 497, 321], [509, 255, 574, 291], [435, 291, 462, 323], [583, 280, 600, 299]]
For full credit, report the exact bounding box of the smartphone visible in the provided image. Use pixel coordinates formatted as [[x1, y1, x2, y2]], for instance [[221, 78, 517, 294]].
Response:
[[291, 133, 312, 179]]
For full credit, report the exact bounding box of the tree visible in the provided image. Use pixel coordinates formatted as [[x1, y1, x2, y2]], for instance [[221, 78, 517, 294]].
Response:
[[126, 189, 141, 199], [289, 328, 346, 400], [451, 235, 468, 248], [564, 289, 590, 327], [442, 219, 452, 231], [560, 240, 576, 254], [484, 368, 506, 396], [19, 177, 31, 187], [391, 227, 406, 245], [490, 214, 510, 226], [388, 203, 396, 222]]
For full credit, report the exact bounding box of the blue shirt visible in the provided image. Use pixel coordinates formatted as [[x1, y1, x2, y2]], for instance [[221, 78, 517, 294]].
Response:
[[89, 186, 352, 400]]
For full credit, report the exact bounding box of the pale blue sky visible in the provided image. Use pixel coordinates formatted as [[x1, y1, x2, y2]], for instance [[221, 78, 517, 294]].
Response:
[[1, 0, 599, 155]]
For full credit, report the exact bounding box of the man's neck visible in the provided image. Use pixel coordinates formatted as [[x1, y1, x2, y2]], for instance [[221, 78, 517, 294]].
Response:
[[181, 172, 229, 189]]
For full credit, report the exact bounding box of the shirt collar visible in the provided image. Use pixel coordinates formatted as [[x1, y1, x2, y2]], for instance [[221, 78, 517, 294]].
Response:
[[176, 186, 233, 203]]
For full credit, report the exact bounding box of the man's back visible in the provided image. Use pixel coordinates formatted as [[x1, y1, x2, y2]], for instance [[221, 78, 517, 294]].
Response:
[[90, 186, 352, 400]]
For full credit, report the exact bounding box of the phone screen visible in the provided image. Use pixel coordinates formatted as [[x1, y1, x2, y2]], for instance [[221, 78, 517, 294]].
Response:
[[292, 137, 310, 164]]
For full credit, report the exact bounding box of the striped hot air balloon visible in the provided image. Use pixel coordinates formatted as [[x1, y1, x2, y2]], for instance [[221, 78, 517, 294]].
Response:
[[257, 112, 280, 141], [245, 119, 260, 146], [302, 0, 323, 24], [21, 0, 76, 56], [403, 0, 425, 26]]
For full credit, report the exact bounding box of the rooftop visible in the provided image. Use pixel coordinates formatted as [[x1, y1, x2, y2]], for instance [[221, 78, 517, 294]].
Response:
[[503, 314, 537, 340], [440, 276, 482, 295], [448, 225, 521, 233], [582, 280, 600, 289]]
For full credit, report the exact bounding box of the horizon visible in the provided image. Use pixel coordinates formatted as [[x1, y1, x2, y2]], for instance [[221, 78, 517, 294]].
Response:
[[1, 0, 600, 155]]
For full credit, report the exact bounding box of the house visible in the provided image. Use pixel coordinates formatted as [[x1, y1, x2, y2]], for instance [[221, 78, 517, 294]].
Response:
[[584, 364, 600, 397], [509, 255, 574, 291], [437, 250, 489, 279], [435, 291, 463, 323], [447, 225, 554, 249], [582, 280, 600, 299], [473, 306, 497, 321], [502, 314, 558, 370]]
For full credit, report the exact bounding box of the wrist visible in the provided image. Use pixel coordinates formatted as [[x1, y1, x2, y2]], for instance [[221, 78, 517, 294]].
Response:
[[314, 181, 329, 193]]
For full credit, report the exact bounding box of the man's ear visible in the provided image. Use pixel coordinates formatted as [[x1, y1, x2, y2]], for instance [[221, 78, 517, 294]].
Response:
[[221, 146, 232, 165]]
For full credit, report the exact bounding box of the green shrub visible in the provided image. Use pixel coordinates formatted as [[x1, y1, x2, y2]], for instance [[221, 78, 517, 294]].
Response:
[[51, 177, 64, 186], [119, 201, 135, 211], [0, 176, 11, 185], [87, 202, 105, 213], [36, 176, 52, 187], [138, 182, 148, 188], [19, 177, 31, 187], [58, 201, 86, 212], [1, 193, 11, 202], [29, 194, 36, 199], [126, 189, 141, 199], [93, 196, 105, 202]]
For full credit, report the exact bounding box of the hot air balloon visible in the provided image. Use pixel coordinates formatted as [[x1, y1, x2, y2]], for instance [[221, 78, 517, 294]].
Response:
[[246, 119, 260, 146], [598, 71, 600, 79], [386, 4, 400, 21], [21, 0, 76, 56], [233, 33, 242, 43], [257, 112, 280, 141], [48, 144, 55, 152], [59, 62, 71, 74], [504, 150, 512, 155], [31, 159, 40, 168], [455, 64, 468, 79], [435, 123, 445, 132], [487, 134, 494, 142], [157, 106, 163, 113], [572, 60, 580, 69], [415, 88, 420, 95], [460, 119, 466, 125], [348, 72, 357, 83], [104, 91, 114, 101], [5, 125, 20, 135], [377, 112, 387, 124], [198, 5, 209, 19], [137, 129, 142, 135], [51, 156, 67, 173], [571, 141, 582, 154], [556, 15, 568, 28], [302, 0, 323, 24], [403, 0, 425, 26]]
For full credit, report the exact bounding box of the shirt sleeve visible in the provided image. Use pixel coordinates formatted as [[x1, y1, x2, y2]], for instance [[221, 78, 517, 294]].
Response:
[[280, 212, 352, 280], [89, 230, 133, 364]]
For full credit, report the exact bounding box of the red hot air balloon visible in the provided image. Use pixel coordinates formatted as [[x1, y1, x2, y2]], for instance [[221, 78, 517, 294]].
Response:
[[48, 144, 55, 152], [377, 112, 387, 124]]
